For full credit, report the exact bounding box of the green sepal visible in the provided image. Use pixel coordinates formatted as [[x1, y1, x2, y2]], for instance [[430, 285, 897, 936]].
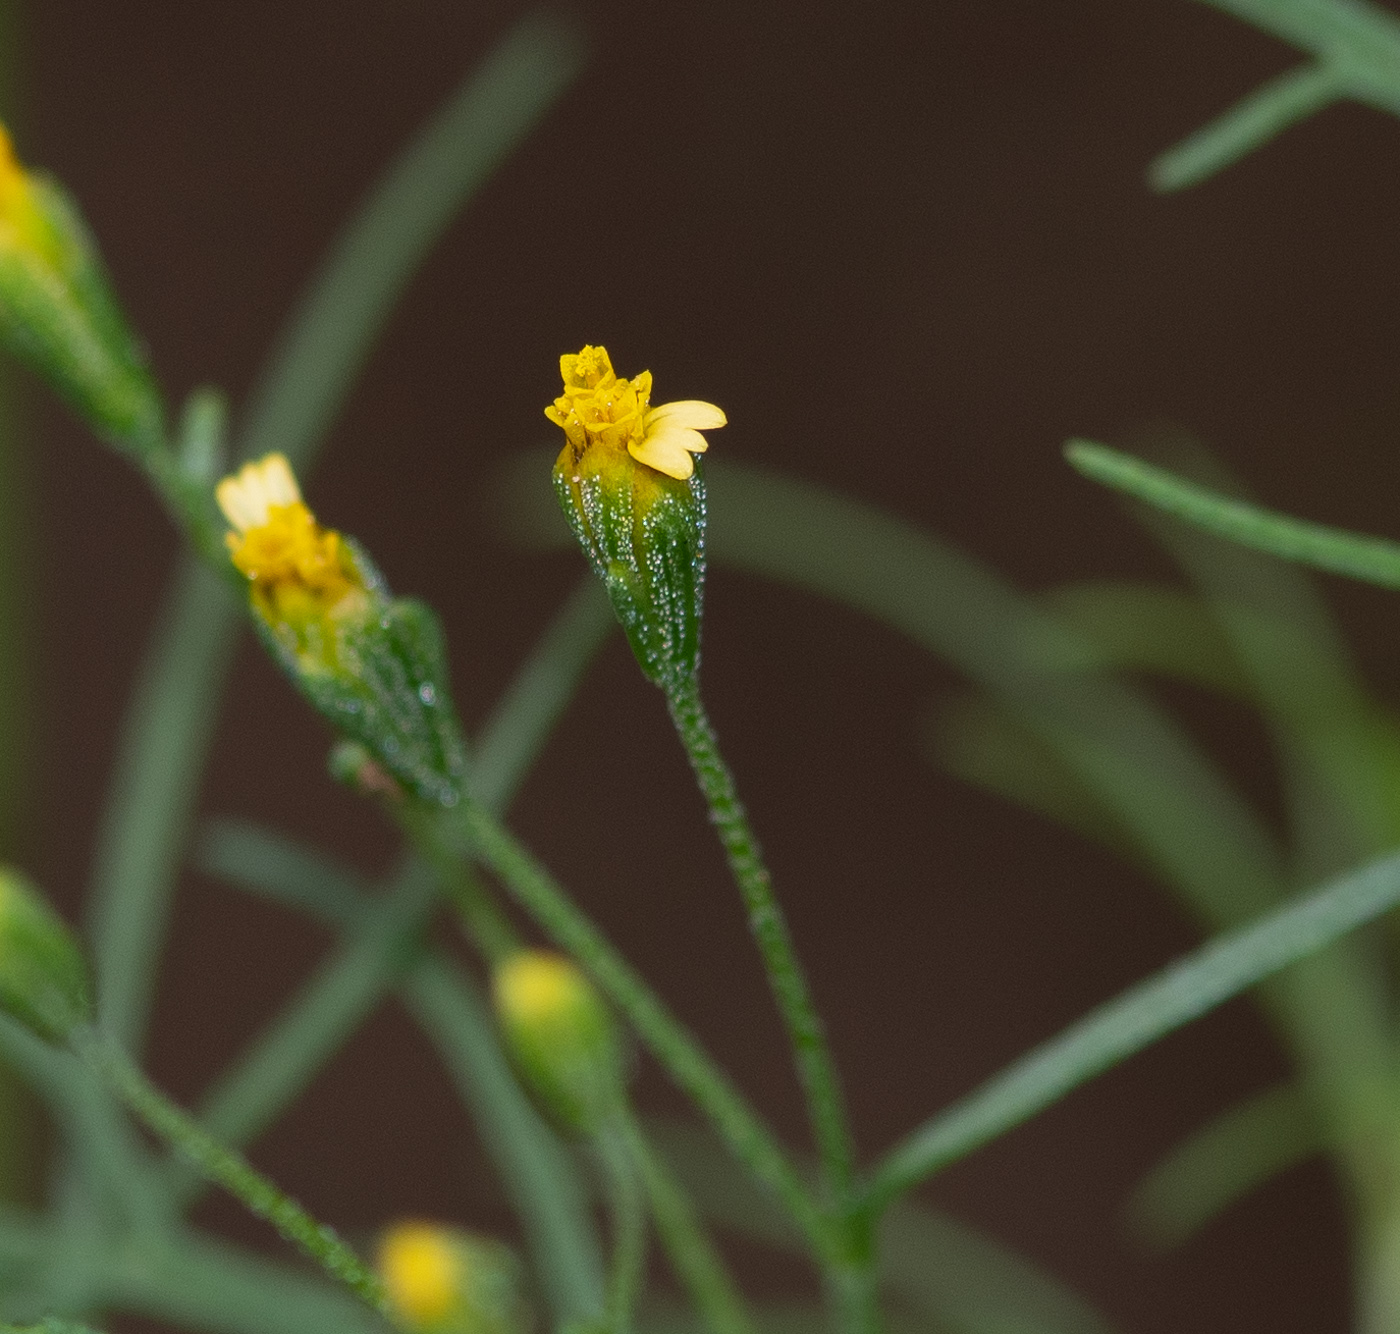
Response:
[[249, 554, 468, 806], [0, 868, 92, 1044], [553, 447, 705, 693], [0, 175, 163, 453]]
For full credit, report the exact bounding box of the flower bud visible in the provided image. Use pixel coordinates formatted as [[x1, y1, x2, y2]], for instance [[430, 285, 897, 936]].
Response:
[[378, 1222, 530, 1334], [0, 868, 92, 1043], [217, 454, 467, 805], [0, 125, 162, 453], [492, 950, 624, 1135], [546, 346, 724, 694]]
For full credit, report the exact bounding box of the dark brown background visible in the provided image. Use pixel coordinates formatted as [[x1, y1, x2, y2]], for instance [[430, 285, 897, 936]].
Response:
[[14, 0, 1400, 1328]]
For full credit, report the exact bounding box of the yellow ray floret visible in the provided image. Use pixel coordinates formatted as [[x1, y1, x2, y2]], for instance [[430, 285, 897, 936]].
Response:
[[378, 1221, 461, 1325], [544, 344, 725, 480], [216, 453, 365, 624]]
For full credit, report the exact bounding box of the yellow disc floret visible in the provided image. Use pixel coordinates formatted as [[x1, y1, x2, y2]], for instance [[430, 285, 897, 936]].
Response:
[[379, 1222, 461, 1326], [216, 453, 366, 636], [544, 344, 725, 481]]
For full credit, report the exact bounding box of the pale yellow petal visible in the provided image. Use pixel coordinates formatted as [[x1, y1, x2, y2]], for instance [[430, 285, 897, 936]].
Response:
[[646, 399, 726, 431], [256, 454, 301, 507], [629, 429, 701, 479], [216, 453, 302, 531]]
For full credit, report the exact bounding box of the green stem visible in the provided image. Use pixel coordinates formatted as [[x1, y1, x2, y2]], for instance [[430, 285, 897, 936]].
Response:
[[71, 1026, 386, 1314], [663, 678, 856, 1211], [597, 1120, 648, 1334], [619, 1111, 757, 1334], [452, 799, 827, 1253]]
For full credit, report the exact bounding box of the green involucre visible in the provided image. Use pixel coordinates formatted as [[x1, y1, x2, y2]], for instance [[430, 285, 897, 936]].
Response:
[[251, 554, 468, 807], [553, 446, 706, 693]]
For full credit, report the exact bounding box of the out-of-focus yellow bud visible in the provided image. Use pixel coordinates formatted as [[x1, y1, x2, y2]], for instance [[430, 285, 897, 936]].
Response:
[[0, 868, 92, 1043], [0, 125, 162, 452], [492, 950, 624, 1134], [378, 1221, 530, 1333]]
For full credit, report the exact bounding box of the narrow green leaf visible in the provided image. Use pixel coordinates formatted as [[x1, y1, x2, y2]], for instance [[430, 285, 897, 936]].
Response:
[[923, 692, 1138, 861], [1065, 440, 1400, 591], [1122, 444, 1400, 870], [1149, 62, 1338, 192], [867, 847, 1400, 1210], [198, 818, 372, 929], [86, 560, 240, 1057], [1041, 581, 1250, 697], [238, 10, 588, 471], [1128, 1083, 1318, 1247]]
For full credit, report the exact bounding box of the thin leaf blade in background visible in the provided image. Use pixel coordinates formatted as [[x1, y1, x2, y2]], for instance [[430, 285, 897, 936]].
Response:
[[868, 846, 1400, 1208], [1128, 1083, 1318, 1248]]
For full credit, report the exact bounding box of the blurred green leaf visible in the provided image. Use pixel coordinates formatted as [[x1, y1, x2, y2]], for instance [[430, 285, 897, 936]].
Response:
[[1155, 0, 1400, 189], [1065, 441, 1400, 592], [1040, 581, 1249, 697], [1128, 1083, 1318, 1247], [922, 691, 1138, 861]]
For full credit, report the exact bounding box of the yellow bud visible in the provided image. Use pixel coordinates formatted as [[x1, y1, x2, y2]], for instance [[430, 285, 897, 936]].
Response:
[[492, 951, 623, 1134], [378, 1222, 529, 1333]]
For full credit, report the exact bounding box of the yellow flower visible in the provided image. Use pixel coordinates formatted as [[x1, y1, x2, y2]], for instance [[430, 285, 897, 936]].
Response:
[[215, 452, 366, 634], [544, 344, 725, 481], [0, 125, 57, 268], [379, 1222, 461, 1325]]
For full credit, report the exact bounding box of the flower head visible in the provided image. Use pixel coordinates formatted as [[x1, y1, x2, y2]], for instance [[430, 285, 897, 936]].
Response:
[[216, 453, 367, 638], [379, 1223, 461, 1326], [378, 1221, 528, 1334], [545, 344, 724, 481]]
